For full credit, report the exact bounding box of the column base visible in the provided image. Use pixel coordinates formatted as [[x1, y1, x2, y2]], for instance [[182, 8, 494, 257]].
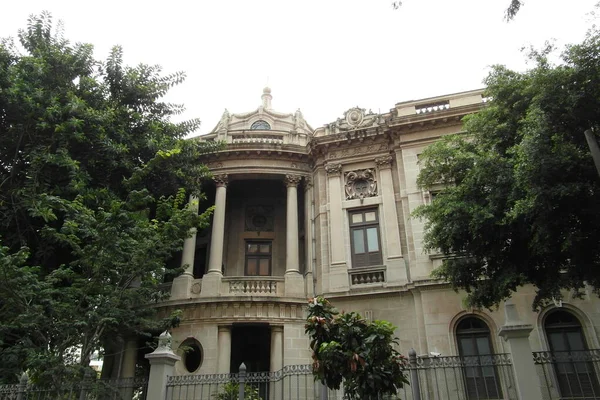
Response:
[[284, 271, 305, 297], [199, 272, 223, 297], [170, 274, 193, 300]]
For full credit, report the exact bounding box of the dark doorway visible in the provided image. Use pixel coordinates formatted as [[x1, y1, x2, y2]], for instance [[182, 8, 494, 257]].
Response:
[[230, 324, 271, 373]]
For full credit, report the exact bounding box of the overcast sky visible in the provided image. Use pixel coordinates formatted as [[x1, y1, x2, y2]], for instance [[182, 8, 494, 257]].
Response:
[[2, 0, 598, 134]]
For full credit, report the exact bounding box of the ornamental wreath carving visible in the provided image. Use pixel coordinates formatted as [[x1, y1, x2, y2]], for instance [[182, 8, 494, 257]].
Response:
[[345, 169, 377, 200]]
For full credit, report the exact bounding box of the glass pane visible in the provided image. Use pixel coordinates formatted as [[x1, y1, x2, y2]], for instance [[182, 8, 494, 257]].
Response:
[[353, 230, 365, 254], [549, 332, 568, 352], [259, 259, 270, 276], [366, 228, 379, 252], [364, 211, 376, 222], [247, 259, 257, 275], [476, 336, 492, 355], [566, 330, 586, 351], [352, 213, 363, 224], [460, 337, 477, 356], [259, 244, 270, 253], [248, 244, 258, 253]]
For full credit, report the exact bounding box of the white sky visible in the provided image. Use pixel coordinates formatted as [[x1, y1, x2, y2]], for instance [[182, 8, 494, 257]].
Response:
[[1, 0, 598, 135]]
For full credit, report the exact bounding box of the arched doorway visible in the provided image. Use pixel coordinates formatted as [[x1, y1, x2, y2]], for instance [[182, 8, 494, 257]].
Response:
[[456, 317, 502, 399], [544, 310, 600, 398]]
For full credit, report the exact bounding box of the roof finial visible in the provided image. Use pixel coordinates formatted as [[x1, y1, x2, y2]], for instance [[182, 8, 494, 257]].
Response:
[[261, 86, 272, 109]]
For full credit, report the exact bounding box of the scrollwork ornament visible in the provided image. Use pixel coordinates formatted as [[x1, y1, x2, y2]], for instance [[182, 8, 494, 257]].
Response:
[[345, 169, 377, 200], [375, 155, 393, 169], [325, 163, 343, 176], [213, 174, 228, 187], [303, 176, 313, 191]]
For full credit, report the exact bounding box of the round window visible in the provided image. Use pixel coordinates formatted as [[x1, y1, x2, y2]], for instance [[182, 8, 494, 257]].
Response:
[[180, 339, 203, 373]]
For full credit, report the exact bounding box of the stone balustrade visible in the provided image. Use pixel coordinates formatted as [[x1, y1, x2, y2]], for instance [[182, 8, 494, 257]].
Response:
[[223, 276, 285, 296], [348, 266, 386, 286]]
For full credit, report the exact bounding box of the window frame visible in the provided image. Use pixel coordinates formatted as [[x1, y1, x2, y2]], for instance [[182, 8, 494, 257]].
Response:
[[348, 208, 383, 268], [245, 240, 272, 276]]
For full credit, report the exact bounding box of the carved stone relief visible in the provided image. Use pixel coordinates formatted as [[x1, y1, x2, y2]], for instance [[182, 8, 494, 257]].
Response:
[[327, 107, 381, 133], [345, 169, 377, 200], [327, 143, 389, 160], [245, 206, 275, 232], [325, 163, 343, 176]]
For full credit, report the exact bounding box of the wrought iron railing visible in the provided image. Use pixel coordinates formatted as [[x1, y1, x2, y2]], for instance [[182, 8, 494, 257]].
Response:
[[534, 349, 600, 400], [0, 376, 148, 400]]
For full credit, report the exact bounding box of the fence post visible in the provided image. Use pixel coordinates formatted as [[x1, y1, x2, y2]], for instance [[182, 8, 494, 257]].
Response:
[[78, 369, 93, 400], [238, 363, 246, 400], [145, 331, 181, 400], [16, 372, 28, 400], [498, 301, 544, 400], [408, 349, 421, 400]]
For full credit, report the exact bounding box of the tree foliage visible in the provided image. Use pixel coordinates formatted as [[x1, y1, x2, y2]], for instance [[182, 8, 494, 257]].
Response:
[[393, 0, 523, 21], [414, 29, 600, 310], [305, 297, 408, 400], [0, 13, 221, 383]]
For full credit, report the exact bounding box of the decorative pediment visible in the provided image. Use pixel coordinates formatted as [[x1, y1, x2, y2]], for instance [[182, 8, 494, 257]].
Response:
[[328, 107, 381, 133]]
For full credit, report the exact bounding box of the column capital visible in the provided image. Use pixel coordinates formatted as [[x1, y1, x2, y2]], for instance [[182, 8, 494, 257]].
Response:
[[303, 176, 313, 191], [325, 163, 342, 176], [375, 155, 393, 169], [284, 174, 302, 187], [218, 325, 232, 333], [213, 174, 228, 187], [270, 325, 284, 333]]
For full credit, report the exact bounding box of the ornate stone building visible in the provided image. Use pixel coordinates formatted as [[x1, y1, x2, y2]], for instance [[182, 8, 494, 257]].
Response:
[[145, 87, 600, 394]]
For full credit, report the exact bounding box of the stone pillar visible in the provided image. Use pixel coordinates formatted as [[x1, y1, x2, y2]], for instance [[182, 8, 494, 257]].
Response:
[[145, 331, 180, 400], [284, 175, 304, 297], [201, 174, 227, 297], [217, 326, 232, 374], [171, 195, 199, 299], [270, 325, 284, 400], [412, 289, 429, 354], [375, 155, 407, 284], [304, 177, 315, 297], [119, 338, 137, 400], [325, 163, 349, 292], [498, 301, 544, 400]]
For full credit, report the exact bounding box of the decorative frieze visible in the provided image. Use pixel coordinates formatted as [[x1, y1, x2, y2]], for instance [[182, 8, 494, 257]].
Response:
[[172, 301, 306, 322], [325, 163, 343, 176], [374, 155, 393, 169], [327, 143, 389, 160], [344, 169, 377, 200], [213, 174, 228, 187]]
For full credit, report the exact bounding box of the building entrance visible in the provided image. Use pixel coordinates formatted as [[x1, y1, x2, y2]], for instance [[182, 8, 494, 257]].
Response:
[[230, 324, 271, 373]]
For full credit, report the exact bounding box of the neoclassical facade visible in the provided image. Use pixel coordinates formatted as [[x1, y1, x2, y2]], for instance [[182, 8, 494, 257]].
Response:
[[141, 87, 600, 392]]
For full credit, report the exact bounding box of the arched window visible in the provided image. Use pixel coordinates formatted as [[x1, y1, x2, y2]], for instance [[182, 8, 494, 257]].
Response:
[[544, 310, 599, 397], [250, 120, 271, 130], [456, 317, 502, 399]]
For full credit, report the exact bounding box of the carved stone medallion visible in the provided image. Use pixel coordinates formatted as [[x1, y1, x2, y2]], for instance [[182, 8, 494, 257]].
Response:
[[345, 169, 377, 200]]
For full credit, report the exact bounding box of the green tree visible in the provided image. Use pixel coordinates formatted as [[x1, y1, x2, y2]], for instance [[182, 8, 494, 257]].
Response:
[[414, 30, 600, 310], [0, 13, 220, 383], [393, 0, 523, 20], [305, 297, 408, 400]]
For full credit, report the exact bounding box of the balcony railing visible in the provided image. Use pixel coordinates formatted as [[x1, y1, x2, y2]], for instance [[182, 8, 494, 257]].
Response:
[[222, 276, 285, 296], [348, 265, 386, 286], [534, 350, 600, 399]]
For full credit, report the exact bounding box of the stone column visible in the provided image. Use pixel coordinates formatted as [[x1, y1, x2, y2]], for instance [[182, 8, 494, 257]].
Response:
[[120, 338, 137, 400], [304, 177, 315, 297], [145, 331, 180, 400], [375, 155, 407, 284], [217, 326, 232, 374], [325, 163, 349, 292], [171, 195, 199, 299], [201, 174, 227, 297], [270, 325, 284, 400], [498, 301, 544, 400], [270, 326, 284, 372], [284, 175, 304, 297]]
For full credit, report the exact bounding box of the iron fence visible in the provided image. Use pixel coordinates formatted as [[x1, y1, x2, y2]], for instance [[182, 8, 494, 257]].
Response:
[[0, 376, 148, 400], [166, 353, 516, 400], [534, 349, 600, 400]]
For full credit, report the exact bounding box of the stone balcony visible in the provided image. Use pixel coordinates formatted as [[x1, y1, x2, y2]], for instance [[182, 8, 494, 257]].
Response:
[[170, 275, 296, 300]]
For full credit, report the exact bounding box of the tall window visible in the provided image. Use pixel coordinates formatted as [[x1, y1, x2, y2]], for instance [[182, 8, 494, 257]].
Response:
[[456, 317, 503, 399], [349, 209, 382, 268], [545, 310, 600, 398], [245, 241, 272, 276]]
